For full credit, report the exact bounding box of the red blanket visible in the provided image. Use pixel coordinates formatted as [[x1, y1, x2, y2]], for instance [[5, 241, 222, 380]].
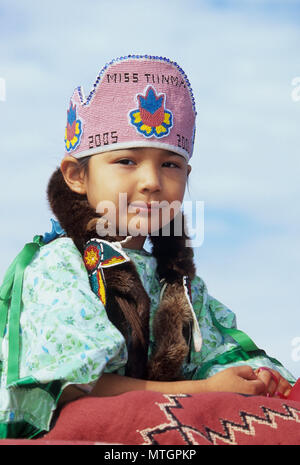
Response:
[[41, 390, 300, 445]]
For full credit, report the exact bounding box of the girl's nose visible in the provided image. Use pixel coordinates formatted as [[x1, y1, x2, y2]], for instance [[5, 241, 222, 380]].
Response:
[[137, 166, 162, 193]]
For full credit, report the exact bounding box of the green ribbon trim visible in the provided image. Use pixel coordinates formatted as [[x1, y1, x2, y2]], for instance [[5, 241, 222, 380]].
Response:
[[0, 378, 64, 439], [195, 346, 255, 379], [0, 236, 44, 385], [195, 346, 283, 380], [11, 376, 62, 401], [0, 421, 38, 440], [209, 307, 259, 352], [0, 256, 20, 342], [195, 308, 284, 379]]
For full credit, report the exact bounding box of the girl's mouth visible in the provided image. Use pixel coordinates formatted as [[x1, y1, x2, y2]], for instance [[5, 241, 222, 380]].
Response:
[[129, 201, 160, 213]]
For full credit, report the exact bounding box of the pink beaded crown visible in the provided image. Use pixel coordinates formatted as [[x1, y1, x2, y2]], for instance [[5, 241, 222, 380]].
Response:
[[64, 55, 197, 161]]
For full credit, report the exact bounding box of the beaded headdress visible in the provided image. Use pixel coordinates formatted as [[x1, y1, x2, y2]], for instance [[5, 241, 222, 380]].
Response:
[[64, 55, 197, 161]]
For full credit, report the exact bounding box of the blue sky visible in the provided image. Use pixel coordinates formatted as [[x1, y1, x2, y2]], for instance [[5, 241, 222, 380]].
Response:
[[0, 0, 299, 377]]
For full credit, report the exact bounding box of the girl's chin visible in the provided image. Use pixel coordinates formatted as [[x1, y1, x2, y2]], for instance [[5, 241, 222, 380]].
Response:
[[120, 213, 162, 235]]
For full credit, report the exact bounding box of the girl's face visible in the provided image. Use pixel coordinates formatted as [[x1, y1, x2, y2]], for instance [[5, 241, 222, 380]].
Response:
[[64, 147, 191, 248]]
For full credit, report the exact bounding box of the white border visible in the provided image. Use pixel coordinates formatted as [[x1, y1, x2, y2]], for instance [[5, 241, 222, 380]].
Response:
[[71, 140, 190, 162]]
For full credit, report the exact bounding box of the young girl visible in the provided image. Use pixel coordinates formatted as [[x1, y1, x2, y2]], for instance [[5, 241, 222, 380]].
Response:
[[0, 55, 295, 439]]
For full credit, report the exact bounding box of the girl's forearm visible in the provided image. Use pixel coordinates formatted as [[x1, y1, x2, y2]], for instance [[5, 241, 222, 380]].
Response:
[[88, 373, 208, 397], [58, 366, 268, 406], [58, 373, 208, 406]]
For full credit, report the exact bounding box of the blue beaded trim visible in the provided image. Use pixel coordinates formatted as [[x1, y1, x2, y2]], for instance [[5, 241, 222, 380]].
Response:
[[76, 55, 197, 115], [42, 219, 65, 244]]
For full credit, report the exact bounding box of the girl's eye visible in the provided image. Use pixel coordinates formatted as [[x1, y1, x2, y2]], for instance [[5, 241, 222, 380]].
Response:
[[163, 161, 180, 168], [117, 159, 135, 165]]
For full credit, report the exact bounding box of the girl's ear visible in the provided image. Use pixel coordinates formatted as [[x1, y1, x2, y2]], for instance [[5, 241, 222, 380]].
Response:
[[187, 164, 192, 177], [60, 156, 87, 195]]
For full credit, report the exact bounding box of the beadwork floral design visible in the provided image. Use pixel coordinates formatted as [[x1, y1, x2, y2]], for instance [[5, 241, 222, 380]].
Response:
[[129, 86, 173, 138], [83, 244, 100, 272], [83, 239, 130, 307], [64, 101, 83, 152]]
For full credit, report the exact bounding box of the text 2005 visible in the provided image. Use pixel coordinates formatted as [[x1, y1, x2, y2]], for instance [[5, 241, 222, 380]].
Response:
[[88, 131, 118, 149]]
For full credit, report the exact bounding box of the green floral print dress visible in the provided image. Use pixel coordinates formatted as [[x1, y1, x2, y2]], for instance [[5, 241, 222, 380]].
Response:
[[0, 237, 295, 438]]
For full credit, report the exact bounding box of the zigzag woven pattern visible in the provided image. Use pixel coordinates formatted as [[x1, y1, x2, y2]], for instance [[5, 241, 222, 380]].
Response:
[[138, 394, 300, 445], [44, 390, 300, 445]]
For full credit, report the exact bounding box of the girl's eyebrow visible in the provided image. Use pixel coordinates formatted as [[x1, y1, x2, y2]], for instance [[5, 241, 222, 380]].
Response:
[[163, 152, 186, 162], [104, 149, 186, 161], [104, 150, 131, 159], [151, 150, 184, 159], [167, 153, 185, 159]]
